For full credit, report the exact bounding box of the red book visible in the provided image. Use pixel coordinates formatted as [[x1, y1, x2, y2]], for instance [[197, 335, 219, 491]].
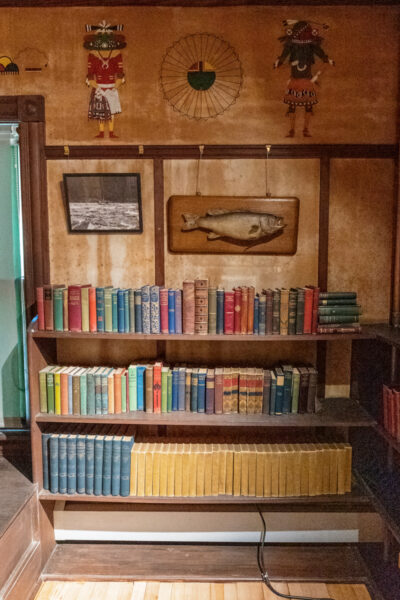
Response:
[[195, 278, 208, 335], [113, 368, 123, 414], [240, 287, 248, 334], [68, 285, 82, 332], [214, 368, 224, 414], [36, 287, 45, 330], [183, 280, 195, 334], [303, 287, 314, 334], [224, 291, 234, 334], [310, 286, 320, 334], [247, 286, 255, 334], [43, 285, 54, 330], [89, 287, 97, 332], [160, 288, 169, 334], [234, 288, 241, 334], [60, 369, 69, 415], [153, 362, 162, 413]]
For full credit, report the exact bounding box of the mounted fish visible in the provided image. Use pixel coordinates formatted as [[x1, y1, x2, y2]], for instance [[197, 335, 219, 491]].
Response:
[[168, 196, 299, 255]]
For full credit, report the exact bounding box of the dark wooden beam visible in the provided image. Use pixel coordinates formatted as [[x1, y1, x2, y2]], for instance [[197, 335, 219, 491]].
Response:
[[45, 144, 397, 161], [0, 96, 44, 123], [0, 0, 398, 6]]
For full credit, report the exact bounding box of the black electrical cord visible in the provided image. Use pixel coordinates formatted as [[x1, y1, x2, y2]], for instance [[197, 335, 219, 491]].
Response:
[[256, 506, 333, 600]]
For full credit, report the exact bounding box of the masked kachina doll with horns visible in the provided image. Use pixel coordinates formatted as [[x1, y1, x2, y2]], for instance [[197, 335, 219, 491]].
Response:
[[274, 20, 335, 138], [84, 21, 126, 139]]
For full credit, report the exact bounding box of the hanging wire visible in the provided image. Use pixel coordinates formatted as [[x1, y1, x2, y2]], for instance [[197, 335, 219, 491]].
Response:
[[265, 144, 272, 197], [195, 144, 205, 196]]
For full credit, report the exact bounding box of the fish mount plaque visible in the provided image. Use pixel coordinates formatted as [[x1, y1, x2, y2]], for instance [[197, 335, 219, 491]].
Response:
[[167, 196, 299, 255]]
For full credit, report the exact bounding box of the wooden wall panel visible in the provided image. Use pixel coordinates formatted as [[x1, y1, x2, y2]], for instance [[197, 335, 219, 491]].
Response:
[[0, 7, 397, 145], [46, 159, 154, 287]]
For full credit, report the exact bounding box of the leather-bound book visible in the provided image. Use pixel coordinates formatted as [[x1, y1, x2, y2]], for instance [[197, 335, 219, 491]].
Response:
[[183, 280, 195, 334]]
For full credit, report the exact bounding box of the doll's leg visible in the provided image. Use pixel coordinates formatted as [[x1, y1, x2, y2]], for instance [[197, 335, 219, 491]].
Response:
[[303, 106, 313, 137], [286, 105, 296, 137]]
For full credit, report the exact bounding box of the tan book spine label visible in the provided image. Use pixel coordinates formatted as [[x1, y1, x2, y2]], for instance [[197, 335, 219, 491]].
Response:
[[263, 444, 272, 498], [233, 447, 242, 497], [145, 447, 153, 497], [188, 444, 197, 497], [292, 444, 301, 497], [129, 445, 139, 496], [218, 445, 227, 495], [196, 444, 206, 497], [225, 445, 234, 496], [174, 445, 183, 497], [211, 444, 220, 496], [248, 444, 257, 497], [137, 443, 147, 497], [204, 446, 213, 496], [181, 446, 190, 497], [152, 444, 161, 497], [285, 445, 295, 497], [308, 444, 318, 497], [270, 446, 280, 497], [159, 444, 168, 497], [240, 444, 249, 496], [278, 444, 287, 497], [167, 443, 176, 497], [300, 444, 310, 497]]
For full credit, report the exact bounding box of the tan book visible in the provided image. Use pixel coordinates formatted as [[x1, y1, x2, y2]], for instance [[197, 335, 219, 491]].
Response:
[[320, 444, 332, 495], [270, 445, 280, 497], [182, 445, 191, 497], [174, 444, 183, 497], [152, 443, 161, 497], [329, 442, 339, 495], [81, 285, 90, 332], [196, 443, 206, 496], [255, 369, 264, 413], [246, 368, 256, 414], [130, 443, 140, 496], [137, 442, 147, 497], [280, 288, 289, 335], [335, 443, 347, 495], [226, 444, 234, 496], [314, 443, 324, 496], [233, 445, 242, 496], [145, 443, 154, 496], [211, 443, 220, 496], [308, 444, 318, 497], [264, 444, 273, 498], [159, 443, 169, 497], [188, 444, 197, 497], [256, 444, 265, 497], [204, 445, 213, 497], [248, 444, 257, 497], [285, 444, 295, 497], [238, 368, 247, 414], [337, 442, 352, 492], [240, 443, 250, 496], [223, 368, 232, 414], [300, 443, 311, 497], [231, 368, 239, 413], [291, 443, 302, 497], [278, 444, 287, 497], [167, 443, 176, 497], [218, 444, 227, 495]]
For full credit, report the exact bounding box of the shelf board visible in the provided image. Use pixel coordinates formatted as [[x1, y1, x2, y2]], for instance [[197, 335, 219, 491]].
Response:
[[35, 398, 375, 428]]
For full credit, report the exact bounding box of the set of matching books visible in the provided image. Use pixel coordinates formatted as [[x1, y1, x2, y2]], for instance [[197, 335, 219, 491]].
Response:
[[317, 292, 361, 334], [42, 426, 135, 496], [36, 283, 362, 336], [38, 362, 318, 416], [131, 441, 352, 498], [382, 384, 400, 442]]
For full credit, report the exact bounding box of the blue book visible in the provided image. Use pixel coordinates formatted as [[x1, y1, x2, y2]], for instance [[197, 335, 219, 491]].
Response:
[[197, 369, 206, 413], [134, 290, 142, 333], [49, 434, 59, 494], [168, 289, 176, 333], [191, 368, 199, 412], [111, 435, 123, 496], [178, 367, 186, 411], [85, 434, 95, 495], [58, 434, 68, 494], [96, 287, 105, 332], [42, 433, 51, 491], [141, 285, 151, 334], [102, 435, 113, 496], [129, 289, 135, 333], [66, 434, 77, 494], [121, 435, 135, 497], [269, 372, 277, 414], [175, 289, 182, 334], [216, 289, 224, 334], [95, 367, 103, 414], [76, 434, 86, 494], [112, 288, 118, 332], [136, 365, 146, 411], [94, 433, 105, 496], [150, 285, 160, 334], [253, 295, 259, 335], [124, 289, 130, 333], [172, 368, 179, 411], [274, 368, 285, 414], [87, 367, 96, 415], [259, 294, 266, 335], [282, 366, 293, 414], [167, 370, 173, 412], [117, 289, 125, 333]]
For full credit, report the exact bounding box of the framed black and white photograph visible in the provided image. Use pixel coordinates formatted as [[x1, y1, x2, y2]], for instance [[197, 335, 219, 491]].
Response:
[[63, 173, 142, 233]]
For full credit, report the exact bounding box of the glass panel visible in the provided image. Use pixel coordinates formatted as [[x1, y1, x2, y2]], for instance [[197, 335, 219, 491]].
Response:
[[0, 123, 28, 427]]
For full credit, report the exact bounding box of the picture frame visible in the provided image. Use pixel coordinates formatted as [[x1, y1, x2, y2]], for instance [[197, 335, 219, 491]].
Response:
[[63, 173, 142, 233]]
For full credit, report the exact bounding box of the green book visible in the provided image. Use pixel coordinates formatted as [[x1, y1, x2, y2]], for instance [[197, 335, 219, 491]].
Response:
[[319, 298, 357, 306], [319, 292, 357, 299], [112, 288, 118, 332], [167, 370, 173, 412], [86, 366, 98, 415], [161, 366, 169, 413], [296, 288, 305, 335], [80, 368, 88, 415], [272, 289, 280, 334], [39, 365, 55, 413], [104, 286, 113, 332], [128, 365, 137, 411], [319, 315, 360, 324], [129, 289, 135, 333], [318, 305, 361, 316], [121, 372, 127, 412], [291, 367, 300, 413], [53, 288, 64, 331], [46, 366, 58, 414], [208, 287, 217, 334], [288, 288, 297, 335]]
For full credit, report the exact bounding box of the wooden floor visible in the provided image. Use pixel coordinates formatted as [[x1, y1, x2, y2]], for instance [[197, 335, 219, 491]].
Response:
[[35, 581, 372, 600]]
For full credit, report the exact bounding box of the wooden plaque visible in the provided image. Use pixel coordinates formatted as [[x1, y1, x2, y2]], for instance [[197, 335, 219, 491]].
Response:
[[167, 195, 299, 255]]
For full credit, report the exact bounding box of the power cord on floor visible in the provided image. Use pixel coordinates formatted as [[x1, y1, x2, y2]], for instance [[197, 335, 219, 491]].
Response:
[[256, 506, 333, 600]]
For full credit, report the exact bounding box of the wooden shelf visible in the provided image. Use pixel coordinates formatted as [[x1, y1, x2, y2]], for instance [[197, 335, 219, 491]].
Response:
[[366, 323, 400, 348], [35, 398, 375, 428]]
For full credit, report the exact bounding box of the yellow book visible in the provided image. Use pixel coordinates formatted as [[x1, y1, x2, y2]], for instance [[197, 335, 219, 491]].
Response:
[[130, 443, 140, 496], [196, 443, 206, 496], [255, 444, 265, 497], [285, 444, 295, 497], [137, 442, 147, 497], [204, 445, 213, 496], [226, 444, 234, 496], [54, 366, 63, 415], [299, 443, 310, 497], [211, 443, 220, 496], [255, 369, 264, 414], [270, 445, 280, 497], [81, 286, 90, 332], [233, 445, 242, 496], [218, 444, 227, 495], [337, 442, 352, 492], [264, 444, 273, 498], [152, 443, 161, 497], [159, 443, 169, 497], [174, 444, 183, 497], [108, 370, 114, 414], [188, 444, 197, 497], [314, 444, 324, 496], [167, 443, 176, 497], [246, 368, 256, 414], [145, 443, 154, 496], [329, 442, 339, 495], [240, 443, 250, 496], [248, 443, 257, 497], [182, 444, 190, 497], [335, 443, 347, 495], [231, 368, 239, 413], [291, 443, 301, 497], [278, 444, 287, 497], [308, 444, 318, 497], [320, 444, 332, 495]]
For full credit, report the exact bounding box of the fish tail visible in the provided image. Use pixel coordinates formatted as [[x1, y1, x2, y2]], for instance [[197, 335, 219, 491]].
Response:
[[182, 213, 200, 231]]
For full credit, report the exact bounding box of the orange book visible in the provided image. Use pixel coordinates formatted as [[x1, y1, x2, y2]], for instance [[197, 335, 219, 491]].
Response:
[[247, 286, 255, 334], [240, 287, 248, 334], [153, 362, 162, 414], [60, 367, 70, 415], [113, 367, 124, 414], [89, 287, 97, 332]]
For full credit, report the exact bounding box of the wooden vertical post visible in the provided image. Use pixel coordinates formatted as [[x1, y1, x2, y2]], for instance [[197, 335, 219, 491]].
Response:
[[154, 158, 166, 360], [317, 155, 330, 397], [391, 147, 400, 327]]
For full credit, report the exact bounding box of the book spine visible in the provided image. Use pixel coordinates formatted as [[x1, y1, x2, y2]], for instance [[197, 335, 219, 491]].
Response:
[[111, 289, 118, 332], [318, 306, 361, 316], [89, 287, 97, 332], [124, 289, 130, 333], [39, 370, 48, 413], [76, 436, 86, 494], [197, 372, 206, 413], [234, 288, 241, 334], [178, 369, 185, 411], [175, 289, 183, 334], [128, 366, 137, 411], [161, 369, 168, 412], [185, 370, 191, 411], [54, 371, 61, 415], [67, 436, 77, 494], [137, 368, 145, 411], [160, 288, 169, 334], [63, 288, 69, 331], [311, 287, 320, 334], [319, 292, 357, 299], [262, 370, 271, 414], [102, 438, 112, 496], [72, 374, 80, 415], [111, 437, 122, 496], [168, 289, 176, 333], [307, 369, 318, 413], [80, 373, 87, 415], [144, 367, 153, 412], [241, 287, 248, 334], [46, 371, 55, 414], [253, 295, 259, 335], [317, 325, 361, 333], [272, 290, 280, 334], [319, 298, 358, 305], [296, 289, 305, 334], [96, 288, 105, 332], [104, 288, 112, 332], [81, 287, 90, 332], [141, 286, 151, 334], [214, 370, 223, 414], [150, 285, 160, 334], [172, 369, 179, 411], [303, 288, 313, 334], [319, 315, 360, 324], [121, 438, 133, 497], [117, 289, 125, 333], [239, 371, 247, 413], [224, 291, 234, 334], [86, 371, 95, 415], [266, 290, 273, 334], [36, 287, 45, 330], [288, 289, 297, 335], [167, 371, 172, 412], [258, 294, 266, 335], [190, 371, 198, 412], [153, 364, 162, 413], [129, 289, 135, 332], [282, 370, 292, 414], [216, 289, 224, 334], [42, 433, 51, 490], [206, 370, 215, 414], [49, 435, 59, 493], [183, 280, 195, 334], [94, 436, 104, 496], [280, 289, 289, 335], [134, 290, 142, 333], [274, 376, 284, 414], [101, 372, 109, 415], [195, 279, 208, 335], [85, 436, 95, 494], [208, 287, 217, 334], [58, 436, 67, 494], [247, 287, 255, 334], [95, 372, 102, 414], [54, 288, 64, 331], [68, 286, 82, 332], [44, 285, 54, 330]]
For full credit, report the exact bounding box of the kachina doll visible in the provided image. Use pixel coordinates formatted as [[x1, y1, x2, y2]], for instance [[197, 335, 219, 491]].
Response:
[[84, 21, 126, 139], [274, 20, 334, 138]]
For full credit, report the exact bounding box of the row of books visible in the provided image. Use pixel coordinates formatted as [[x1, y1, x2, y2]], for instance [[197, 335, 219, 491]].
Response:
[[42, 429, 352, 498], [38, 362, 318, 416], [382, 384, 400, 442], [36, 283, 361, 336]]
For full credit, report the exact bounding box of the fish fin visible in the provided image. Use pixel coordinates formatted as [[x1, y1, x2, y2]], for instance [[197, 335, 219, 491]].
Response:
[[248, 224, 261, 238], [181, 213, 199, 231], [206, 208, 230, 216], [207, 232, 221, 240]]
